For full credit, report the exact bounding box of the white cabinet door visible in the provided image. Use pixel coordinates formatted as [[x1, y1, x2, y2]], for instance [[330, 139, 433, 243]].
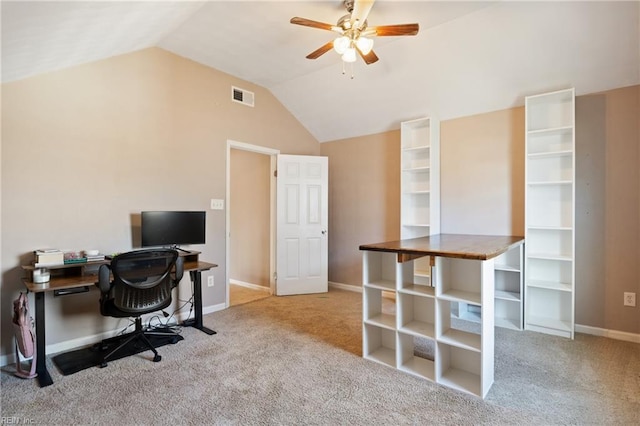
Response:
[[276, 155, 328, 295]]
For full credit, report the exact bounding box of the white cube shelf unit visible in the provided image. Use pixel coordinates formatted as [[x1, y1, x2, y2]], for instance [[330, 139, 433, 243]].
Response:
[[400, 117, 440, 286], [361, 235, 524, 398], [453, 244, 524, 330], [524, 88, 575, 339]]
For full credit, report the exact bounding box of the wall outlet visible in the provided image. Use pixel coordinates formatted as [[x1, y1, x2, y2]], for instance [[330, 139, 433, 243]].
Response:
[[623, 292, 636, 307], [207, 276, 214, 287], [210, 199, 224, 210]]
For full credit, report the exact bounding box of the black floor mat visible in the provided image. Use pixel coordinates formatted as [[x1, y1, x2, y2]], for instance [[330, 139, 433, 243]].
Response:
[[52, 332, 184, 376]]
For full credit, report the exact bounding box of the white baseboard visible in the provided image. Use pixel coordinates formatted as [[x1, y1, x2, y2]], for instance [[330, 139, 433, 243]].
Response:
[[575, 324, 640, 344], [328, 281, 362, 292], [230, 279, 272, 294], [1, 302, 228, 368], [328, 281, 395, 300]]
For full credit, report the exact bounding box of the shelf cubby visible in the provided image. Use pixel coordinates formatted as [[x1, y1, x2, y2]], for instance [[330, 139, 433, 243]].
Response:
[[412, 256, 432, 286], [398, 292, 435, 338], [363, 251, 396, 291], [527, 228, 573, 259], [494, 299, 522, 330], [527, 126, 573, 155], [398, 332, 435, 380], [527, 152, 573, 183], [401, 192, 431, 226], [434, 257, 482, 305], [436, 299, 481, 352], [401, 145, 430, 169], [526, 184, 573, 229], [401, 169, 431, 193], [525, 89, 574, 131], [525, 287, 573, 338], [363, 324, 396, 368], [363, 286, 396, 330], [436, 343, 484, 398], [526, 257, 572, 292]]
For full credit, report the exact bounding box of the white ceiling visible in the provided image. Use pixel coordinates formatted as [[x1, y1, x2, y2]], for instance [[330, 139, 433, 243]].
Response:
[[2, 1, 639, 142]]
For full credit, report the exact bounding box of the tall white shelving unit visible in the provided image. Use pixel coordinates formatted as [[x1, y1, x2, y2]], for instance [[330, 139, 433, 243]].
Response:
[[524, 88, 575, 339], [400, 117, 440, 284]]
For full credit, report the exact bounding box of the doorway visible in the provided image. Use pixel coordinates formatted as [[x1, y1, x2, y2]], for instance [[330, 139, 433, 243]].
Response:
[[226, 141, 279, 307]]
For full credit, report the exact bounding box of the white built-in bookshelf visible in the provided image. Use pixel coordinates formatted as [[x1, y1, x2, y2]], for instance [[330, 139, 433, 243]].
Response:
[[400, 117, 440, 285], [524, 88, 576, 339]]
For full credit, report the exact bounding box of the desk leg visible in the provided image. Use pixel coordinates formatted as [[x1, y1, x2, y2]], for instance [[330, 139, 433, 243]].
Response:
[[34, 292, 53, 387], [183, 270, 216, 335]]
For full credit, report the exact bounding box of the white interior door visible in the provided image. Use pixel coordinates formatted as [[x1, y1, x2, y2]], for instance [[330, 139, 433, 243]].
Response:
[[276, 155, 328, 295]]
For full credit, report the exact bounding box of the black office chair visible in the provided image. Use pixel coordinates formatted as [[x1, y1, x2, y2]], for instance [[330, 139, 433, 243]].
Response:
[[97, 249, 184, 367]]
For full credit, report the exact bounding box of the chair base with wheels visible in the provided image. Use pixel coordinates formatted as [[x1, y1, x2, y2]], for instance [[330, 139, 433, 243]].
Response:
[[97, 249, 184, 367], [98, 318, 181, 367]]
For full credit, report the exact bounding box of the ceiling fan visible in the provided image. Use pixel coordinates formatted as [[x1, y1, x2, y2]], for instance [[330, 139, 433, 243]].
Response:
[[290, 0, 419, 65]]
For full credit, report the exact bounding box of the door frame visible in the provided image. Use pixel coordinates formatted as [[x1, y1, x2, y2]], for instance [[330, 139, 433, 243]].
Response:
[[225, 140, 280, 308]]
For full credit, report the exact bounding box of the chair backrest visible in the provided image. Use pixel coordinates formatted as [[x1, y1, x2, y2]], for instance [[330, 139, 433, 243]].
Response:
[[100, 249, 181, 316]]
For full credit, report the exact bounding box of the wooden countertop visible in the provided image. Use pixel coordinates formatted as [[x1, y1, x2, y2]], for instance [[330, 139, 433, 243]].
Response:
[[359, 234, 524, 261]]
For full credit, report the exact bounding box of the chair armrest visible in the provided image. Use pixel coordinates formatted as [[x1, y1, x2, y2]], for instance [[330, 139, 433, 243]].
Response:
[[98, 264, 111, 293], [173, 257, 184, 285]]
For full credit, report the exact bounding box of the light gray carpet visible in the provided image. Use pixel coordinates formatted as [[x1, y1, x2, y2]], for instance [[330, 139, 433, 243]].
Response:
[[1, 289, 639, 425]]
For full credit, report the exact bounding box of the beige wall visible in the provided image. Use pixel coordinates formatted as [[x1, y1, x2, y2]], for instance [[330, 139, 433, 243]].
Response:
[[320, 131, 401, 286], [441, 108, 525, 236], [322, 85, 639, 335], [0, 47, 319, 355], [600, 86, 640, 333], [230, 149, 271, 287]]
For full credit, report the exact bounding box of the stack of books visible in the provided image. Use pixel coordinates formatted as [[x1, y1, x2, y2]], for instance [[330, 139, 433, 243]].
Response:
[[34, 249, 64, 267], [86, 253, 106, 262]]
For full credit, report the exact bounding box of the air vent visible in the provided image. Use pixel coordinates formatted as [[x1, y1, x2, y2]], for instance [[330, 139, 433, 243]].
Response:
[[231, 86, 254, 107]]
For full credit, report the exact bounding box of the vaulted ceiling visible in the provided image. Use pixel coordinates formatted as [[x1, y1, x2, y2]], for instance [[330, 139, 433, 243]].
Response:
[[2, 1, 639, 142]]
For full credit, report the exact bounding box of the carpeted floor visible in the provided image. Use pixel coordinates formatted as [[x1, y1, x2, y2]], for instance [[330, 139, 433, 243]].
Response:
[[1, 288, 638, 425]]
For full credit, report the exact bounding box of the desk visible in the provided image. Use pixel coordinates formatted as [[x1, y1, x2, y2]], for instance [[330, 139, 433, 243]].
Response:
[[22, 251, 217, 388], [359, 234, 524, 398]]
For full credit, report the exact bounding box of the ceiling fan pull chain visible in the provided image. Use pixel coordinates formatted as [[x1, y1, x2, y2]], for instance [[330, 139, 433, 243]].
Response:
[[340, 61, 355, 79]]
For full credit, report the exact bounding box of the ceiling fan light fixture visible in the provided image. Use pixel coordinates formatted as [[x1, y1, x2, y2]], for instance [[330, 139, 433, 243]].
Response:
[[342, 47, 357, 63], [333, 36, 350, 55], [356, 36, 374, 55]]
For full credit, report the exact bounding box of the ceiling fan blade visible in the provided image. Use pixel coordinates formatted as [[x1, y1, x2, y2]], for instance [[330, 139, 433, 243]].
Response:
[[370, 23, 419, 36], [357, 47, 379, 65], [350, 0, 376, 29], [290, 17, 336, 32], [306, 42, 335, 60]]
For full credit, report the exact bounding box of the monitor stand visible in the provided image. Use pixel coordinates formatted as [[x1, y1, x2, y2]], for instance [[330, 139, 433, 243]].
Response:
[[171, 245, 191, 254]]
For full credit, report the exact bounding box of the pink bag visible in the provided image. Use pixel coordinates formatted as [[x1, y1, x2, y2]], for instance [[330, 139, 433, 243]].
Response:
[[12, 292, 37, 379]]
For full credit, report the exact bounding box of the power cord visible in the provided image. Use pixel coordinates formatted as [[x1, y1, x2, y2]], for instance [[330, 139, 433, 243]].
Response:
[[145, 294, 195, 334]]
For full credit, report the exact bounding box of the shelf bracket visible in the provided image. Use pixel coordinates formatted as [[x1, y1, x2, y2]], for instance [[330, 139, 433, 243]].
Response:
[[396, 253, 427, 263]]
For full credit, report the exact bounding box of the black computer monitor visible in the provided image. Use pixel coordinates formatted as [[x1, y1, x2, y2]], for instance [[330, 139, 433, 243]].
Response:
[[141, 211, 206, 248]]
